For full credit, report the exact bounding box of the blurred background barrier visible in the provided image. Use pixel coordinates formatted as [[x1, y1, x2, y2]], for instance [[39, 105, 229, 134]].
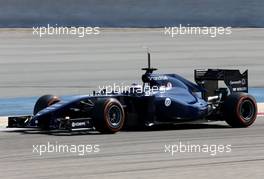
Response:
[[0, 0, 263, 27]]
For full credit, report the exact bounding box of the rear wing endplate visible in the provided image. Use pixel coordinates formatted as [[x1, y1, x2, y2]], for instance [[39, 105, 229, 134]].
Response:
[[195, 69, 248, 95]]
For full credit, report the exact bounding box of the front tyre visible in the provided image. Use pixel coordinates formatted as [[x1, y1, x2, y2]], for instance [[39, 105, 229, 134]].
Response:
[[33, 95, 61, 129], [224, 93, 257, 128], [93, 98, 125, 134], [33, 95, 61, 115]]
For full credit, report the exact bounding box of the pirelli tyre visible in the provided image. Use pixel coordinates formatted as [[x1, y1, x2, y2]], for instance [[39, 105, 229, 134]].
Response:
[[33, 95, 61, 129], [224, 93, 257, 128], [93, 98, 125, 134]]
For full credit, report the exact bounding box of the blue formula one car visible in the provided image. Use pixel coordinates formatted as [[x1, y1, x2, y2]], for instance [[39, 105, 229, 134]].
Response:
[[8, 53, 257, 133]]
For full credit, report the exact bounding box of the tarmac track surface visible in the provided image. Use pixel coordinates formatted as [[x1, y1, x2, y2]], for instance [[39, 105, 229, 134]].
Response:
[[0, 28, 264, 179], [0, 119, 264, 179]]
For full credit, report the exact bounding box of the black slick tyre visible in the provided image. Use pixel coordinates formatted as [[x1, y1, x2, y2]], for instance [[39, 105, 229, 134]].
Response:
[[33, 95, 61, 129], [93, 98, 125, 134], [224, 93, 257, 128]]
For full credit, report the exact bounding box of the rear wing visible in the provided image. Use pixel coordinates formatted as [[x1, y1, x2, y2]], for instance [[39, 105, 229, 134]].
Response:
[[195, 69, 248, 98]]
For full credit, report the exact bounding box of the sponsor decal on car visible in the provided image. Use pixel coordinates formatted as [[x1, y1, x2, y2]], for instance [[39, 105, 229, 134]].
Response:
[[72, 122, 86, 128], [165, 98, 172, 107]]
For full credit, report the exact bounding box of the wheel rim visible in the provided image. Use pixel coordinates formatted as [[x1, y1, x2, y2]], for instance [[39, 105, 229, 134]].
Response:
[[107, 105, 122, 128], [239, 99, 255, 122]]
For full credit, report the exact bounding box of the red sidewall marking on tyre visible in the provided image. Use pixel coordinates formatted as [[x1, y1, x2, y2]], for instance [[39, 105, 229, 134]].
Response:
[[103, 99, 125, 132], [47, 96, 60, 106], [236, 96, 257, 125]]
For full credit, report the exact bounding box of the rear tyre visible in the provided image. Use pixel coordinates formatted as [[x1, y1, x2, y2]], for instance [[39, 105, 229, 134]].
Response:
[[223, 93, 257, 128], [33, 95, 61, 129], [93, 98, 125, 134]]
